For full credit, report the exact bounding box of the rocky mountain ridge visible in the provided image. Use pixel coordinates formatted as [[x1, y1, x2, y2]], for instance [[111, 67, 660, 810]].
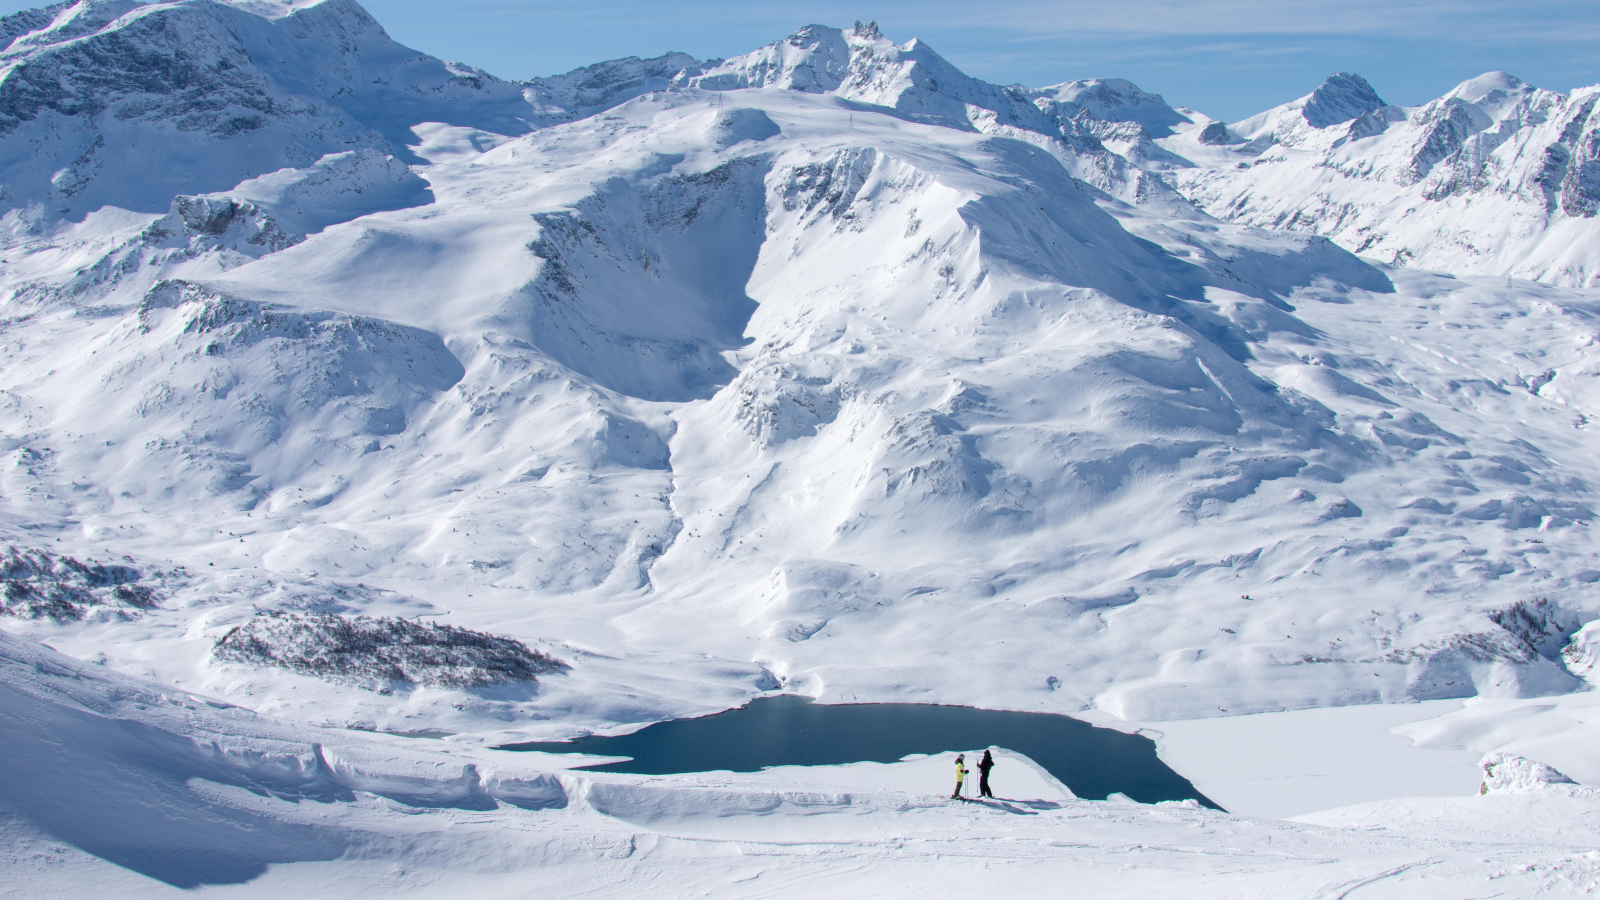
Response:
[[1159, 71, 1600, 286], [0, 0, 1594, 744]]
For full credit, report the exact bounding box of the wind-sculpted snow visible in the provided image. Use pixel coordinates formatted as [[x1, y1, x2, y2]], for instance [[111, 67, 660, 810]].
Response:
[[10, 628, 1600, 897], [1478, 751, 1579, 794], [0, 629, 575, 886]]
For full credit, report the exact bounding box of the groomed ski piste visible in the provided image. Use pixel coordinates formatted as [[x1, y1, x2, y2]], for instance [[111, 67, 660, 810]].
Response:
[[1, 2, 1599, 896]]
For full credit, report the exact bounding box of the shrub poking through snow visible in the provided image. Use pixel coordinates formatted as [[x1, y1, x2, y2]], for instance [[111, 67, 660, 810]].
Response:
[[212, 612, 566, 690], [1489, 598, 1578, 661], [1478, 751, 1576, 795], [0, 546, 158, 621]]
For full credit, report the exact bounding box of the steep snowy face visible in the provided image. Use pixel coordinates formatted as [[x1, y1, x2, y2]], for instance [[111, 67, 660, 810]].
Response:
[[1448, 71, 1542, 121], [0, 0, 535, 218], [674, 23, 1194, 206], [521, 52, 703, 124], [1222, 72, 1392, 150], [681, 23, 854, 93], [1032, 78, 1193, 139], [1296, 72, 1386, 130], [0, 0, 706, 220], [1160, 71, 1600, 286]]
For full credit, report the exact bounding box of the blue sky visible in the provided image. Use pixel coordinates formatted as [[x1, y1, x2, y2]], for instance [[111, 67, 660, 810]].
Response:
[[8, 0, 1599, 119]]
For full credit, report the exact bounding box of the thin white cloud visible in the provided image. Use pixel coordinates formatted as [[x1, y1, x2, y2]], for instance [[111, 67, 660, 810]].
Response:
[[900, 0, 1600, 42], [376, 0, 1600, 47]]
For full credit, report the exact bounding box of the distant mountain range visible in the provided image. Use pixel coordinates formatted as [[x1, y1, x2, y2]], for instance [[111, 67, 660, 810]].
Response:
[[0, 1, 1594, 743]]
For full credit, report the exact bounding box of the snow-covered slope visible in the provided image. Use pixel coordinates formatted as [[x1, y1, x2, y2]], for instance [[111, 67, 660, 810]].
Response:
[[1161, 71, 1600, 286], [0, 0, 713, 220], [0, 21, 1594, 733], [6, 628, 1599, 896], [0, 0, 519, 217], [2, 3, 1600, 890]]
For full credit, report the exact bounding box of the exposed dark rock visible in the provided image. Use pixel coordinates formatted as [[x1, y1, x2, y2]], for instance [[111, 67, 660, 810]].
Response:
[[212, 612, 567, 690], [1302, 72, 1385, 129], [0, 545, 159, 621]]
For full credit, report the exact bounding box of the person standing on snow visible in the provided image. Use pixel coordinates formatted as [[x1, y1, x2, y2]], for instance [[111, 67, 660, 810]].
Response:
[[977, 749, 995, 799], [951, 754, 967, 800]]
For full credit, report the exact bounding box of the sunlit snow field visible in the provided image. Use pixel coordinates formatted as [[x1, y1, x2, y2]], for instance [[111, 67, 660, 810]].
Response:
[[0, 2, 1598, 896]]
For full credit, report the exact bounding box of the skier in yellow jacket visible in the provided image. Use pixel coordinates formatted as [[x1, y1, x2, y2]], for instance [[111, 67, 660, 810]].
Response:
[[951, 753, 967, 800]]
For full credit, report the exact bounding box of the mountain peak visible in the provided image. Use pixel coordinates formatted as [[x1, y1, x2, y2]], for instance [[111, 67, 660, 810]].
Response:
[[681, 23, 854, 93], [522, 51, 703, 122], [1032, 77, 1189, 138], [1451, 70, 1526, 98], [1302, 72, 1385, 128], [1445, 71, 1542, 121]]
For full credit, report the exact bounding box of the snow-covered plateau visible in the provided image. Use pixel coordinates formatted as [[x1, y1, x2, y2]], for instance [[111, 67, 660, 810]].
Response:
[[0, 2, 1598, 895]]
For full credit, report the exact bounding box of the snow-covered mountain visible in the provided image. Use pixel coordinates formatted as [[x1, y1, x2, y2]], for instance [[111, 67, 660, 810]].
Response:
[[0, 0, 710, 219], [1158, 71, 1600, 286], [2, 4, 1600, 892]]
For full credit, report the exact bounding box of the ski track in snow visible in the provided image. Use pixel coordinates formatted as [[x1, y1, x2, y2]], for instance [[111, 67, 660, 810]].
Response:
[[0, 3, 1598, 895]]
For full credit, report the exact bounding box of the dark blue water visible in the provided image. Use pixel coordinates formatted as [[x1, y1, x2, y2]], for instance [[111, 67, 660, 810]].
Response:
[[501, 695, 1221, 810]]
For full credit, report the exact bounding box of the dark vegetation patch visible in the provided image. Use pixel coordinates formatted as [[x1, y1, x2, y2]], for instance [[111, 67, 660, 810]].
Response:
[[212, 612, 567, 691], [0, 545, 159, 620], [1490, 597, 1579, 661]]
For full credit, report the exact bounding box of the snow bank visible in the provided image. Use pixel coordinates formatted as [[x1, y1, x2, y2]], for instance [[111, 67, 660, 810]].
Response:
[[0, 628, 581, 885], [6, 625, 1599, 896], [705, 107, 781, 146], [1478, 751, 1577, 794], [1562, 619, 1600, 680]]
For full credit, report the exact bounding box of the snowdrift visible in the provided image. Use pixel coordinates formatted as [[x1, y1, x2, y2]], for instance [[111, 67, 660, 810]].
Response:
[[0, 629, 569, 886], [6, 628, 1600, 898]]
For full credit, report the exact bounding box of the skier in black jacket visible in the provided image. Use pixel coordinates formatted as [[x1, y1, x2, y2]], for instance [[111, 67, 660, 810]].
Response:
[[977, 749, 995, 798]]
